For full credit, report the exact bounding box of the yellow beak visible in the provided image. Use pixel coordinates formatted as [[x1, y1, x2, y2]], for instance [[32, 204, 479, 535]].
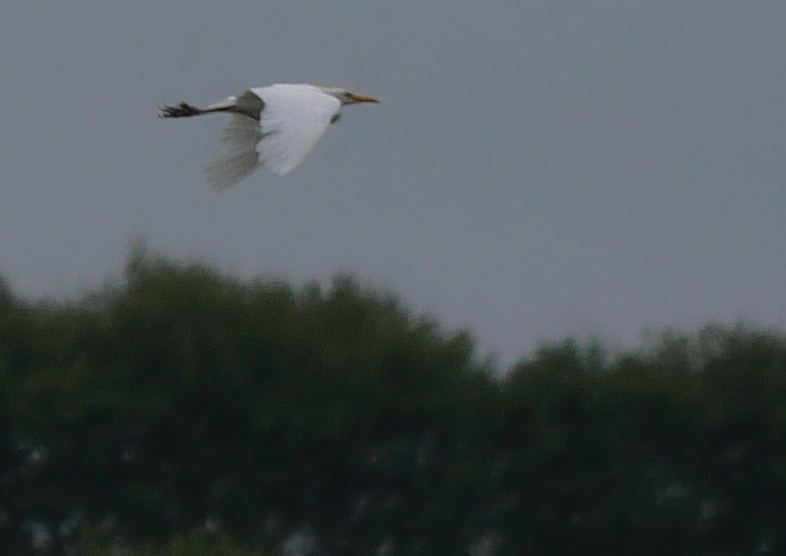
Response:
[[349, 93, 380, 104]]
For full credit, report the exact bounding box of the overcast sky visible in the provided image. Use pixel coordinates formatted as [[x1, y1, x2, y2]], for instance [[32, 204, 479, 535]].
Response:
[[2, 1, 784, 367]]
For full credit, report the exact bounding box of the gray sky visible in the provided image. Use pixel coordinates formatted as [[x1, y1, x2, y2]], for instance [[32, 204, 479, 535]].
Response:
[[2, 1, 785, 367]]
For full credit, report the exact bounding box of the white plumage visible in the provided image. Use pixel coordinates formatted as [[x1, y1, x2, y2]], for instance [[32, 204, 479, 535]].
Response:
[[160, 83, 379, 190]]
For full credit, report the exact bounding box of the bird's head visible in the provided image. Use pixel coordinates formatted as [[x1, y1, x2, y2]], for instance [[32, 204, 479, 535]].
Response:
[[319, 86, 380, 106]]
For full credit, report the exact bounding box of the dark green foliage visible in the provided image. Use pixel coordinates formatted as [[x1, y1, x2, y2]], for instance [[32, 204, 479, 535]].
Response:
[[1, 248, 785, 555], [78, 527, 271, 556]]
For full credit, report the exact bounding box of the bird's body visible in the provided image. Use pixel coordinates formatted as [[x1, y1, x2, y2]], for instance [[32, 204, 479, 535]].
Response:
[[160, 83, 379, 190]]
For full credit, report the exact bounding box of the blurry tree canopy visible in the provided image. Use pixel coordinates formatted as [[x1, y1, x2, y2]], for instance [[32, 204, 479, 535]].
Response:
[[1, 247, 785, 555]]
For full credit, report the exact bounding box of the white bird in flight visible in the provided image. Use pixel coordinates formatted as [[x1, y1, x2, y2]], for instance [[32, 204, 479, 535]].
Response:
[[160, 83, 380, 190]]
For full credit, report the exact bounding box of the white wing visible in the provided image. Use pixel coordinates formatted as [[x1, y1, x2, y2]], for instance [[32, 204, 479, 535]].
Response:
[[254, 84, 342, 176], [205, 91, 265, 190], [205, 84, 341, 189]]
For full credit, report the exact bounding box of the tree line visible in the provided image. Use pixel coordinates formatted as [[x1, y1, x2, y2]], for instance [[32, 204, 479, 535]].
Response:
[[1, 248, 785, 555]]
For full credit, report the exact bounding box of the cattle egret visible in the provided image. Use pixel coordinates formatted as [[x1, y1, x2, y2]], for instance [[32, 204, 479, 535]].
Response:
[[159, 83, 380, 190]]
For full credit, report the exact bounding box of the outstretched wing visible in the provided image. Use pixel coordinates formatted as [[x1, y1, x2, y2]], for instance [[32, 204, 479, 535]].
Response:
[[205, 85, 341, 189], [252, 84, 342, 177], [205, 114, 264, 190], [204, 91, 266, 190]]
